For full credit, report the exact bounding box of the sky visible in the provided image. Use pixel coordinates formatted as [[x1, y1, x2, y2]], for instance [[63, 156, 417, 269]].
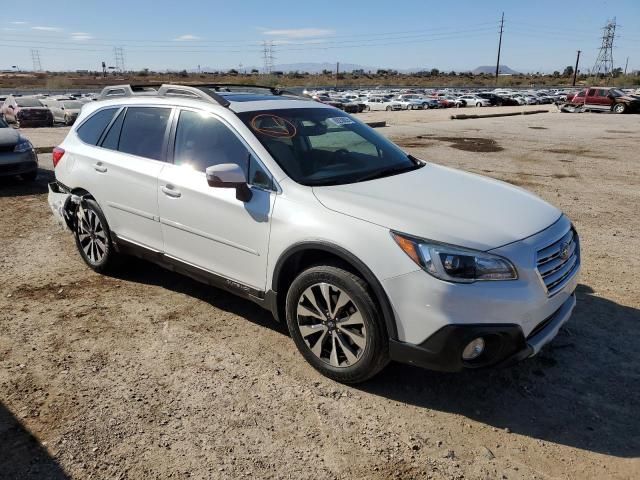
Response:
[[1, 0, 639, 73]]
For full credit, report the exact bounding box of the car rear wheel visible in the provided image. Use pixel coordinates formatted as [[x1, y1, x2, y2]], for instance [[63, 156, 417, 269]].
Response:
[[73, 199, 120, 273], [612, 103, 626, 114], [386, 106, 392, 111], [476, 102, 482, 107], [285, 265, 389, 383]]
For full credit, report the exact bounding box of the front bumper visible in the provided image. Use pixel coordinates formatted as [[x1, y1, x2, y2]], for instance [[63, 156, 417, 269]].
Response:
[[383, 215, 580, 371], [0, 150, 38, 176], [389, 293, 576, 371]]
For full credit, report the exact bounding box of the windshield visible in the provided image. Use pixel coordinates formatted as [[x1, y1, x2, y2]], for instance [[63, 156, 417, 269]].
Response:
[[62, 101, 83, 109], [238, 108, 422, 186], [16, 97, 43, 107], [610, 89, 625, 97]]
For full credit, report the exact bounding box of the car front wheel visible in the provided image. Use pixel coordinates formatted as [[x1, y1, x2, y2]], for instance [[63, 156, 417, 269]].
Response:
[[285, 265, 389, 383]]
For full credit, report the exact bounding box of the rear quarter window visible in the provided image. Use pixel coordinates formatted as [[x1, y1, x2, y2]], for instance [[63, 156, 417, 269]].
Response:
[[76, 108, 118, 145]]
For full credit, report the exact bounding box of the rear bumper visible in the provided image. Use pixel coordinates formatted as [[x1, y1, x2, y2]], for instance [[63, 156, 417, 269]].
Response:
[[0, 150, 38, 176], [389, 293, 576, 372]]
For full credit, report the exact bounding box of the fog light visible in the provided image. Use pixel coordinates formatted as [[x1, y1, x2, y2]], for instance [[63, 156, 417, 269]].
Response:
[[462, 337, 485, 361]]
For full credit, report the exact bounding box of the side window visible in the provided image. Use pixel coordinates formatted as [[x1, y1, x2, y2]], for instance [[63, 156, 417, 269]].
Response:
[[76, 108, 118, 145], [174, 110, 249, 173], [598, 89, 609, 97], [576, 91, 585, 98], [118, 107, 171, 161], [100, 108, 126, 150], [587, 89, 597, 96], [248, 156, 273, 190]]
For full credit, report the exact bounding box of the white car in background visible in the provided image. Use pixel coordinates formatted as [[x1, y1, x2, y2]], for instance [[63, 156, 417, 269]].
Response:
[[48, 83, 580, 384], [457, 95, 492, 107], [362, 97, 403, 111], [393, 98, 425, 110], [41, 99, 83, 125]]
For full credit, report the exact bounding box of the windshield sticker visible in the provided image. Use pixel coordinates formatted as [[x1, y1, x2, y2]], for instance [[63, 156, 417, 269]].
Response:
[[250, 114, 297, 138], [327, 117, 356, 126]]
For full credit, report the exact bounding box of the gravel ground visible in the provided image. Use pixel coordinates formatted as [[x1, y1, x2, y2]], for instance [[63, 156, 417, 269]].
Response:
[[1, 108, 639, 479]]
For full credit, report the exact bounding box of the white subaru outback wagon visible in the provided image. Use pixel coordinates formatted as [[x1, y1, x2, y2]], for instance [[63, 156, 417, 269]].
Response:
[[48, 84, 580, 383]]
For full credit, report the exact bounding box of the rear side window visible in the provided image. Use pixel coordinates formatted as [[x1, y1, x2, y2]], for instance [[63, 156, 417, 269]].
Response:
[[100, 109, 126, 150], [118, 107, 171, 161], [77, 108, 118, 145]]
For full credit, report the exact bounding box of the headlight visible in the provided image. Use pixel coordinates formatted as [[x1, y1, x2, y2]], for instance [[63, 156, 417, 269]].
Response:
[[391, 232, 517, 283], [14, 138, 34, 153]]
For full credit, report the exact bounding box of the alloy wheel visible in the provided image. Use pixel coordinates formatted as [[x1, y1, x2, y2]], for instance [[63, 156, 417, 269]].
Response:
[[296, 282, 367, 368], [77, 205, 108, 265]]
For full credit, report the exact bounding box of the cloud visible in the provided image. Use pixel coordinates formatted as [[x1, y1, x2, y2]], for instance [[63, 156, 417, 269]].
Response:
[[32, 26, 63, 32], [173, 34, 200, 41], [71, 32, 93, 41], [262, 28, 334, 38], [11, 21, 27, 25]]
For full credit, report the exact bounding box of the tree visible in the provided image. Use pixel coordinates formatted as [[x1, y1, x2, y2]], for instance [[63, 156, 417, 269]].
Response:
[[430, 68, 440, 77], [562, 65, 574, 77], [552, 71, 560, 78]]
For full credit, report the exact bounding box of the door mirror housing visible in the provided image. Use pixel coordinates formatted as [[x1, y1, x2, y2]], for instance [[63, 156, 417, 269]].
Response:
[[205, 163, 252, 202]]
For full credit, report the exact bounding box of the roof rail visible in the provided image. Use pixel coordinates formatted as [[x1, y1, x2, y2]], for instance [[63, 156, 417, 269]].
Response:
[[97, 83, 308, 107]]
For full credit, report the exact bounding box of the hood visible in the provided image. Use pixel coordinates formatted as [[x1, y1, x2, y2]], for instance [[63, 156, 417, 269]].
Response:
[[0, 127, 20, 147], [313, 164, 561, 251]]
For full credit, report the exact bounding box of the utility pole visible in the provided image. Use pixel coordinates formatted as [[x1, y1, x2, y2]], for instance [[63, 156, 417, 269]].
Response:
[[335, 61, 340, 89], [495, 12, 504, 84], [113, 47, 125, 73], [624, 56, 629, 75], [572, 50, 581, 86]]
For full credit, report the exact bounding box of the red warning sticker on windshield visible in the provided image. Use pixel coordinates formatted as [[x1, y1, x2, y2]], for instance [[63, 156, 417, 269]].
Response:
[[250, 114, 297, 138]]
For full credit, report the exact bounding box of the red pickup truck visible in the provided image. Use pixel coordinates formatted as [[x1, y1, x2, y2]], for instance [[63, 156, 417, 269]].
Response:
[[565, 87, 640, 114]]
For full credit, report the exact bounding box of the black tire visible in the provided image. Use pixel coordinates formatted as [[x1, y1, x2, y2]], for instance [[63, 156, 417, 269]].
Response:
[[365, 105, 370, 112], [285, 265, 389, 383], [73, 199, 120, 273], [21, 170, 38, 182], [386, 106, 392, 111], [612, 103, 626, 114]]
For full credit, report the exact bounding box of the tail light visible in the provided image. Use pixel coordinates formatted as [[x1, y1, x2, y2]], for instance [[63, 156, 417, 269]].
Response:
[[52, 147, 65, 168]]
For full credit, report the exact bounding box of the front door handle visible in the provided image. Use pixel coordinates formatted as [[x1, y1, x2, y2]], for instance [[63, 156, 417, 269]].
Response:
[[93, 162, 107, 173], [161, 185, 182, 198]]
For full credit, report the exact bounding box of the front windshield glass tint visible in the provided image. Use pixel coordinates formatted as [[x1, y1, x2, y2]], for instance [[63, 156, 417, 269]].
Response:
[[237, 108, 419, 186]]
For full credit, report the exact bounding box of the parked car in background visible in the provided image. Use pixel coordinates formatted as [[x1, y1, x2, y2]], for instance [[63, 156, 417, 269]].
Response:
[[362, 97, 403, 111], [565, 87, 640, 114], [0, 116, 38, 181], [393, 98, 425, 110], [495, 95, 521, 106], [333, 98, 361, 114], [41, 99, 83, 125], [312, 95, 347, 111], [1, 95, 54, 127], [458, 95, 492, 107]]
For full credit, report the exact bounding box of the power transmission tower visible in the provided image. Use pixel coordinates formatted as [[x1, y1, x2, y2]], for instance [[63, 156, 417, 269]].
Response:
[[495, 12, 504, 84], [262, 41, 275, 74], [113, 47, 126, 73], [31, 49, 42, 72], [592, 18, 616, 78]]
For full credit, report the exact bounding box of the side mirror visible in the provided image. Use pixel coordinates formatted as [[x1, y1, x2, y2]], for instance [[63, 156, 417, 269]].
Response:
[[205, 163, 252, 202]]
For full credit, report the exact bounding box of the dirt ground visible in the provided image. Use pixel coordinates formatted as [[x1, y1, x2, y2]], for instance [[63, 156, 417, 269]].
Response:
[[1, 107, 639, 479]]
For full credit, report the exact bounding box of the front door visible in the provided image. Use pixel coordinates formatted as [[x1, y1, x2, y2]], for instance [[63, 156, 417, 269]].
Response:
[[157, 109, 276, 292]]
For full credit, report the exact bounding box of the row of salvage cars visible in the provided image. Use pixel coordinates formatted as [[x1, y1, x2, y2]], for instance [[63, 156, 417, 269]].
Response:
[[0, 93, 97, 128]]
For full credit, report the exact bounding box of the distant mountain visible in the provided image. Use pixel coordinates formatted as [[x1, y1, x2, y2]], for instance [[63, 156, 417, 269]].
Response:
[[472, 65, 520, 75]]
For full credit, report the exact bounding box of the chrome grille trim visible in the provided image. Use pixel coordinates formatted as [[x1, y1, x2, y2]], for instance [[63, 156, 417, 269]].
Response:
[[536, 227, 579, 297]]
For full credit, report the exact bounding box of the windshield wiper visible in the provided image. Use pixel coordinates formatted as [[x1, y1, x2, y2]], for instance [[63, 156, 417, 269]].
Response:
[[353, 162, 423, 183]]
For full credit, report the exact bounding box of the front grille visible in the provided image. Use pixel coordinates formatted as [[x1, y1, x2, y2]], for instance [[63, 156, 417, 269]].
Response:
[[536, 228, 580, 296], [0, 145, 15, 153]]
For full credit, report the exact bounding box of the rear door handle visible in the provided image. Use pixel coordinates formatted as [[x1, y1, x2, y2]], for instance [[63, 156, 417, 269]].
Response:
[[93, 162, 107, 173], [161, 185, 181, 198]]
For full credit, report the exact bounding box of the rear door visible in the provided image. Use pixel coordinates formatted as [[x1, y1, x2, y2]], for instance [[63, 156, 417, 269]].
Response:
[[72, 105, 171, 251], [585, 88, 599, 109]]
